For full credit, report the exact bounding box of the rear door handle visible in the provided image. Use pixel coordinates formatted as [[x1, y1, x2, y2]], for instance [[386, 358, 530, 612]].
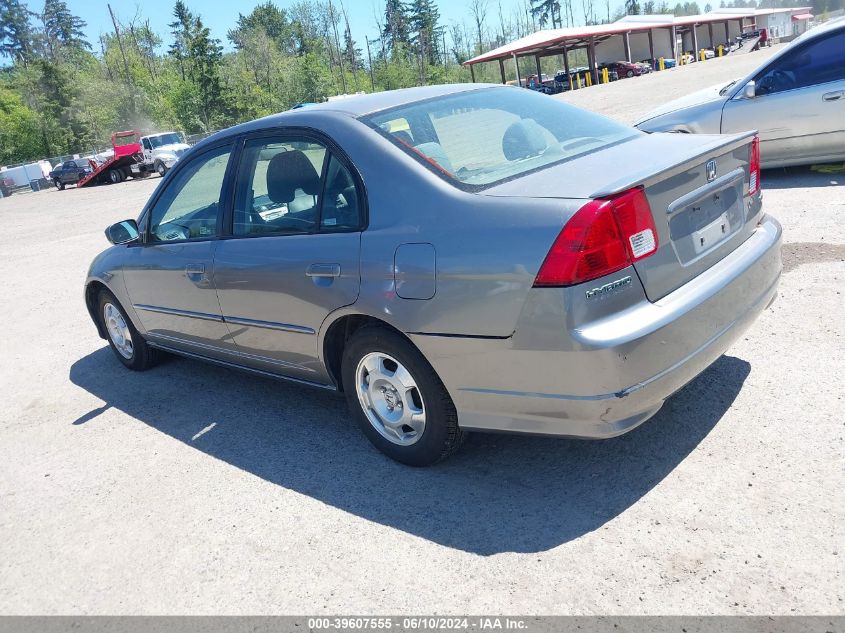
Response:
[[822, 91, 843, 101], [185, 263, 205, 275], [306, 263, 341, 278]]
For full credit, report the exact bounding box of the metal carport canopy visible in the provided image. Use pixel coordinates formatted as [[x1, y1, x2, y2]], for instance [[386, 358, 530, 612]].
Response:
[[462, 22, 672, 66]]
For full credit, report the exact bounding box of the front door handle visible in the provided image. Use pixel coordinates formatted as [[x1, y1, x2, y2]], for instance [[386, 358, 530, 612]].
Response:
[[306, 263, 341, 278], [822, 91, 843, 101], [185, 263, 205, 275]]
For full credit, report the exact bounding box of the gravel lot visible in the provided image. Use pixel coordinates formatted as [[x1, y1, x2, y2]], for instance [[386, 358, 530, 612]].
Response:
[[1, 52, 843, 615], [558, 43, 785, 124]]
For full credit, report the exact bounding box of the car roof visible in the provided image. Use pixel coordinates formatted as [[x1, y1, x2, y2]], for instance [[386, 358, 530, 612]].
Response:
[[193, 83, 501, 150]]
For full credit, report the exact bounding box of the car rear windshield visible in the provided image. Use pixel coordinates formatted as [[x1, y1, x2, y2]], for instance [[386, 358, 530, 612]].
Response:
[[363, 87, 638, 188]]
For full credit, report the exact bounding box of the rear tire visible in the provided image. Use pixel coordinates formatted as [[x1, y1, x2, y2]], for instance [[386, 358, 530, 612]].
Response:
[[108, 169, 122, 184], [97, 288, 158, 371], [341, 326, 465, 466], [54, 179, 65, 191]]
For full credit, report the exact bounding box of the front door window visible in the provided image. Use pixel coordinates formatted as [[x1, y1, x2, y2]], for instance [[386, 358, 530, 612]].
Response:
[[148, 145, 231, 242]]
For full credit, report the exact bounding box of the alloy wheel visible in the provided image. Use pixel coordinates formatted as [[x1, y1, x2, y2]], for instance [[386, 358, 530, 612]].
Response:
[[355, 352, 426, 446]]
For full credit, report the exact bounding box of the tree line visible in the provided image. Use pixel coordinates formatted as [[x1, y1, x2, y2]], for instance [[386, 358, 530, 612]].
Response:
[[0, 0, 566, 164], [3, 0, 839, 165]]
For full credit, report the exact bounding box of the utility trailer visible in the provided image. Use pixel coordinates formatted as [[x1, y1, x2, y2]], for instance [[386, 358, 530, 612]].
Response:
[[77, 130, 147, 187]]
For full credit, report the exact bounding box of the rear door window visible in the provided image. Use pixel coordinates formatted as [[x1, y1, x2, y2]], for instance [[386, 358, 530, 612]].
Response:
[[233, 136, 363, 236]]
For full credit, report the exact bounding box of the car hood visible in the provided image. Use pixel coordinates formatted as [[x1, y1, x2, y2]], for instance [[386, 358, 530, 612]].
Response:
[[635, 82, 730, 125], [154, 143, 190, 154]]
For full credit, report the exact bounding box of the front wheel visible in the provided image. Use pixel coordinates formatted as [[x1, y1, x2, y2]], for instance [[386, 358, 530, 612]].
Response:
[[54, 179, 65, 191], [155, 161, 167, 177], [626, 70, 634, 78], [341, 326, 465, 466], [97, 288, 158, 371]]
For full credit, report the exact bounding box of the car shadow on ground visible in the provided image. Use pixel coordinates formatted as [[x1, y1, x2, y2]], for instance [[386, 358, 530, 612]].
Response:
[[762, 165, 844, 189], [69, 348, 749, 555]]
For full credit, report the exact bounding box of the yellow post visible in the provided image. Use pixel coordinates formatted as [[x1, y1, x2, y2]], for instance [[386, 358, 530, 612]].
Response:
[[602, 67, 609, 83], [569, 76, 573, 91], [585, 71, 592, 87], [699, 49, 705, 61], [718, 45, 723, 57], [576, 73, 582, 89], [659, 57, 665, 71]]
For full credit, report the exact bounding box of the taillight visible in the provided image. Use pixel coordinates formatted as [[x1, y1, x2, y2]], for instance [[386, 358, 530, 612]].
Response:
[[748, 135, 761, 196], [534, 187, 658, 287]]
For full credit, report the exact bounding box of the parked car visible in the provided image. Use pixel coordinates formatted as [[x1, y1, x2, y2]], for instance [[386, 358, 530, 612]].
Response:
[[87, 83, 781, 466], [525, 73, 556, 94], [612, 61, 644, 78], [554, 67, 590, 90], [597, 62, 620, 81], [49, 159, 92, 190], [636, 17, 845, 167]]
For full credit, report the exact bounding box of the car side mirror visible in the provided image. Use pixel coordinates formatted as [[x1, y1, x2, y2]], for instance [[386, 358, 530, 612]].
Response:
[[741, 81, 756, 99], [105, 219, 140, 245]]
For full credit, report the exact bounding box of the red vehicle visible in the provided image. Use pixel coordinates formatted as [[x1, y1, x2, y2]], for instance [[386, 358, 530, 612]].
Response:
[[76, 130, 145, 188], [611, 60, 645, 78]]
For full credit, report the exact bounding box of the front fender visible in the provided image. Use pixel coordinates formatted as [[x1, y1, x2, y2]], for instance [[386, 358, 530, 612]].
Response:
[[84, 246, 145, 339]]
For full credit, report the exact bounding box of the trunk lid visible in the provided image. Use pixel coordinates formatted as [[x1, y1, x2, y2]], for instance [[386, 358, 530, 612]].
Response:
[[483, 131, 760, 301]]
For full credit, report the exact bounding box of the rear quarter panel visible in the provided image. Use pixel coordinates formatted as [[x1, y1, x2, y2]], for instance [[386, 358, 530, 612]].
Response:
[[318, 114, 586, 337]]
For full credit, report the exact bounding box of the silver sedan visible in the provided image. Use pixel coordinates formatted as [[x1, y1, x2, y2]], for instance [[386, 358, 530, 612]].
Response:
[[636, 17, 845, 168], [86, 83, 781, 465]]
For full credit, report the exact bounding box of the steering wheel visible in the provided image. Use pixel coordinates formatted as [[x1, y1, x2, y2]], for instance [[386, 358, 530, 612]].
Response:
[[155, 222, 191, 241], [764, 69, 795, 93]]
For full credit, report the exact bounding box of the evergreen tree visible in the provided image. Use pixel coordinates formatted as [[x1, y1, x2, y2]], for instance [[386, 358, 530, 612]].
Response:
[[409, 0, 440, 66], [0, 0, 37, 66], [40, 0, 90, 61], [168, 0, 194, 80], [382, 0, 410, 56], [625, 0, 641, 13], [342, 12, 363, 71], [530, 0, 562, 28], [189, 17, 224, 130]]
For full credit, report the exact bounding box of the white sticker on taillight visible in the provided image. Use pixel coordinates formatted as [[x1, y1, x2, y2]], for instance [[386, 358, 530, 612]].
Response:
[[629, 229, 656, 259]]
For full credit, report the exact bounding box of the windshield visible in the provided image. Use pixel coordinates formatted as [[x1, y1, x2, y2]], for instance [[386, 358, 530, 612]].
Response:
[[149, 133, 184, 148], [363, 87, 638, 188]]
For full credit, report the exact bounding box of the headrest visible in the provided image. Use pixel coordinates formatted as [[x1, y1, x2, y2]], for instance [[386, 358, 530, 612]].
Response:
[[393, 130, 414, 145], [266, 150, 321, 204], [414, 142, 454, 174], [502, 119, 548, 161]]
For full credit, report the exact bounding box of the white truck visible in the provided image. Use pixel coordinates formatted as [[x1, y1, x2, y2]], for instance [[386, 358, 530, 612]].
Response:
[[129, 131, 191, 178]]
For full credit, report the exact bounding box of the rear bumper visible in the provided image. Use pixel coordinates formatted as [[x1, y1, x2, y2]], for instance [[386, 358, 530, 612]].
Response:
[[411, 215, 782, 438]]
